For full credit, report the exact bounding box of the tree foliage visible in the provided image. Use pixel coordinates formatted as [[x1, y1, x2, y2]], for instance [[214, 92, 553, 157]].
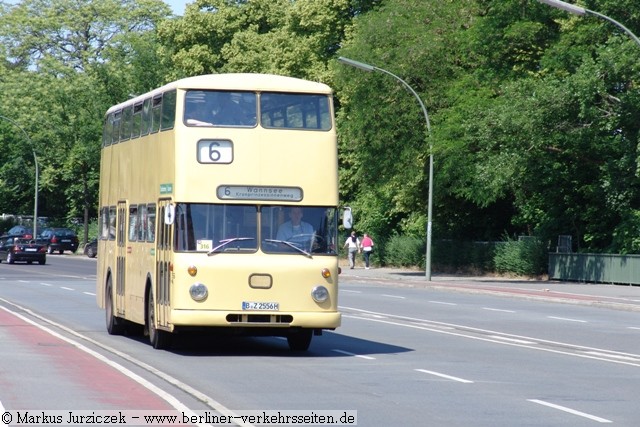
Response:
[[0, 0, 170, 241], [157, 0, 382, 81], [1, 0, 640, 261]]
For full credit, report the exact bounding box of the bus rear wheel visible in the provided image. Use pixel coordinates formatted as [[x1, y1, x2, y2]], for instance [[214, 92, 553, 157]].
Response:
[[287, 329, 312, 351], [105, 278, 125, 335], [147, 289, 171, 349]]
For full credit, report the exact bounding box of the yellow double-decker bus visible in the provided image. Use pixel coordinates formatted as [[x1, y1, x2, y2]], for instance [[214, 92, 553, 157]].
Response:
[[96, 74, 350, 350]]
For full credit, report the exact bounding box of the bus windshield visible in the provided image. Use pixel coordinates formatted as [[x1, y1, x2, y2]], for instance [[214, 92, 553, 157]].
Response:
[[173, 203, 338, 255]]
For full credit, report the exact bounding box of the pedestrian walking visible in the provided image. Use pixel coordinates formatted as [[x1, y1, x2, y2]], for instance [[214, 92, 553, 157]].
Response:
[[343, 231, 361, 269], [361, 233, 374, 269]]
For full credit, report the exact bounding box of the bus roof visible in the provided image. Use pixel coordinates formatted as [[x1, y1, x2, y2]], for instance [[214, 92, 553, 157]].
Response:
[[106, 74, 333, 115]]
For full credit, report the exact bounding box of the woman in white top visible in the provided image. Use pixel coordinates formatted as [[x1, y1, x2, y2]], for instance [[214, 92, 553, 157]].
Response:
[[343, 231, 361, 269]]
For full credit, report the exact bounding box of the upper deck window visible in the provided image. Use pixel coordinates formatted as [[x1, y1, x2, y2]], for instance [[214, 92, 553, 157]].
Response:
[[260, 93, 331, 130], [185, 90, 257, 127]]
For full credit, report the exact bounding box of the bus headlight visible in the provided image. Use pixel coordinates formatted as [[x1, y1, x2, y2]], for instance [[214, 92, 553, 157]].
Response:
[[189, 283, 208, 301], [311, 285, 329, 303]]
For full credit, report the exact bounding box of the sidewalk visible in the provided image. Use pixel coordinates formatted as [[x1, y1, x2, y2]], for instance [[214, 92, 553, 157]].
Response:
[[339, 266, 640, 312]]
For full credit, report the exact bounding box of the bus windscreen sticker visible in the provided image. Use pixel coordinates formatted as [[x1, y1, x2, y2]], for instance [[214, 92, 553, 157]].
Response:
[[217, 186, 303, 201]]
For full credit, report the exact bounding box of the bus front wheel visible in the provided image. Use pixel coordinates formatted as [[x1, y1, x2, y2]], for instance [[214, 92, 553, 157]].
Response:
[[147, 289, 171, 349], [287, 329, 312, 351], [105, 278, 125, 335]]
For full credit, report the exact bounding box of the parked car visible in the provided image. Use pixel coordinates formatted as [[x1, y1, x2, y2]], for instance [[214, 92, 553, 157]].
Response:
[[84, 238, 97, 258], [6, 225, 34, 239], [38, 228, 79, 254], [0, 236, 46, 265]]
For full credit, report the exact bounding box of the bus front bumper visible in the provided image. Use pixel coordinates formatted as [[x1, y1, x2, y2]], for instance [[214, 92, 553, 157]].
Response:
[[169, 309, 341, 330]]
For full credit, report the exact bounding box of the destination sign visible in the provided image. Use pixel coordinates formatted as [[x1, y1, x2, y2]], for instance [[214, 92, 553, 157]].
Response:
[[217, 185, 303, 201]]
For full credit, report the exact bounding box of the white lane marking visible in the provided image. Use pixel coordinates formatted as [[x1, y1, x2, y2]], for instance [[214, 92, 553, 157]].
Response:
[[528, 399, 612, 423], [583, 351, 640, 362], [0, 299, 253, 427], [341, 289, 362, 294], [548, 316, 587, 323], [382, 294, 405, 299], [83, 292, 96, 296], [40, 282, 53, 287], [415, 369, 473, 384], [332, 349, 376, 360], [429, 301, 457, 306], [483, 307, 516, 313], [627, 326, 640, 330], [340, 306, 640, 367], [60, 287, 74, 291], [489, 335, 537, 345]]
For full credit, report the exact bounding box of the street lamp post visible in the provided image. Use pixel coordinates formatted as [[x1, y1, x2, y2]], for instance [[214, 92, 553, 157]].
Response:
[[537, 0, 640, 48], [337, 56, 434, 280], [0, 115, 39, 239]]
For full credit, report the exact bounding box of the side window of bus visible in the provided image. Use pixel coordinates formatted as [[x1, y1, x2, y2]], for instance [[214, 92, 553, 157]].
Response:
[[100, 207, 109, 239], [132, 102, 143, 140], [111, 111, 121, 145], [151, 95, 162, 134], [138, 204, 147, 241], [128, 205, 138, 242], [102, 116, 111, 147], [109, 206, 116, 240], [141, 98, 152, 136], [161, 90, 176, 131], [121, 106, 132, 142], [147, 204, 156, 242]]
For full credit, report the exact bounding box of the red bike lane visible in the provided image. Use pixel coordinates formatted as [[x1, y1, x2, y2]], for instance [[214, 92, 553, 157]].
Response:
[[0, 306, 176, 411]]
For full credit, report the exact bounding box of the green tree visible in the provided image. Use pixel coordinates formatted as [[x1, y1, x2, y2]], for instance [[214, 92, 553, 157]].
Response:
[[333, 0, 479, 243], [158, 0, 381, 80], [0, 0, 170, 241]]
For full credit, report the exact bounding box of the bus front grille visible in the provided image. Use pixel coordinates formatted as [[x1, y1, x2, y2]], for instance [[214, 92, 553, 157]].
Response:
[[226, 314, 293, 324]]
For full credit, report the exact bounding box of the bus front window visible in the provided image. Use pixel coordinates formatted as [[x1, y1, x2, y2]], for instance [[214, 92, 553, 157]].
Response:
[[174, 203, 257, 252], [261, 206, 338, 255], [184, 90, 257, 127]]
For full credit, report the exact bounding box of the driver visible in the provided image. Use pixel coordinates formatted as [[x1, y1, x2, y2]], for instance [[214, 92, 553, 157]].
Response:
[[276, 207, 314, 241]]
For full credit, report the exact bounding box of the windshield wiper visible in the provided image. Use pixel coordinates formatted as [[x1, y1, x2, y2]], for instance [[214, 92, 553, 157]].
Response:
[[208, 237, 255, 256], [265, 239, 312, 258]]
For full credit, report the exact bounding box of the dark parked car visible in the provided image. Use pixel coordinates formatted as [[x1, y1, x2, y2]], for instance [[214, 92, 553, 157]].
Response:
[[0, 236, 46, 264], [38, 228, 79, 254], [6, 225, 34, 239], [84, 238, 97, 258]]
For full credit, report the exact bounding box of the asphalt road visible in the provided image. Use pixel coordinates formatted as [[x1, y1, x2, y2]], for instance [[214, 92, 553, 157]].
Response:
[[1, 257, 640, 426]]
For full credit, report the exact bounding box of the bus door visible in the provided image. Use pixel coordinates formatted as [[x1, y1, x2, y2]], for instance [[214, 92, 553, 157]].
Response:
[[115, 201, 127, 316], [156, 199, 173, 328]]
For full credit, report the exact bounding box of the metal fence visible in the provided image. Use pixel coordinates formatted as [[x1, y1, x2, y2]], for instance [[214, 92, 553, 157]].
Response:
[[549, 252, 640, 285]]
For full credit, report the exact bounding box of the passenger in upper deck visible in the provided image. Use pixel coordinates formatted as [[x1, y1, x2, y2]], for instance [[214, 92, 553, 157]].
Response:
[[185, 99, 213, 126], [211, 92, 256, 126]]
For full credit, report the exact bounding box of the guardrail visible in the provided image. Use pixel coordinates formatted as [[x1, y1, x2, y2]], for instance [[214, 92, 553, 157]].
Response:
[[549, 252, 640, 285]]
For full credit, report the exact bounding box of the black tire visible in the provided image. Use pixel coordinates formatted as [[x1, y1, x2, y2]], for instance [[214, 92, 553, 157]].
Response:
[[287, 329, 313, 351], [105, 278, 125, 335], [27, 261, 32, 265], [38, 259, 45, 265], [86, 246, 95, 258], [147, 289, 171, 349]]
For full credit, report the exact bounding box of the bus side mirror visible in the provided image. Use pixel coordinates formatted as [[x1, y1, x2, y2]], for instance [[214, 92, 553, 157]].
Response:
[[164, 204, 175, 225], [342, 207, 353, 229]]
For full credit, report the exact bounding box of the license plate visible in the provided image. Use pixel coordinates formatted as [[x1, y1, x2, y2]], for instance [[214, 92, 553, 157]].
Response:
[[25, 248, 37, 252], [61, 239, 71, 242], [242, 301, 279, 311]]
